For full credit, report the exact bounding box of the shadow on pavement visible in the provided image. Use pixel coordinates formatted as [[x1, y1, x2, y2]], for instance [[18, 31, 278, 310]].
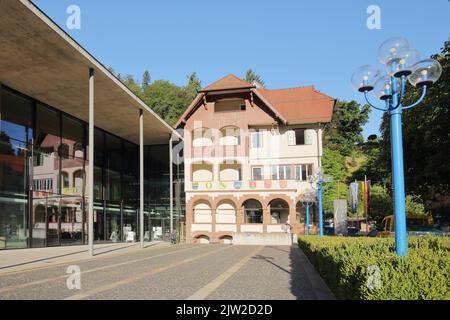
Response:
[[0, 242, 160, 270], [289, 245, 336, 300]]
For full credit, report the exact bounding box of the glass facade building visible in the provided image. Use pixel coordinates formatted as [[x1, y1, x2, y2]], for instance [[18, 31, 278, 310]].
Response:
[[0, 85, 184, 250]]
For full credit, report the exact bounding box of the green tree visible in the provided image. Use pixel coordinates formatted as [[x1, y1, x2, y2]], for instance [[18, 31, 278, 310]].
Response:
[[351, 137, 390, 185], [379, 40, 450, 218], [324, 100, 371, 156], [185, 72, 201, 102], [142, 70, 151, 89], [244, 69, 265, 87], [122, 74, 143, 99], [142, 80, 189, 126], [322, 148, 349, 213], [369, 184, 392, 220], [0, 131, 14, 155], [368, 184, 425, 221]]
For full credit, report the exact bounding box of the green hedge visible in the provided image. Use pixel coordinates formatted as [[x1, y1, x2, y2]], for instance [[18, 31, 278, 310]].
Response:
[[298, 236, 450, 300]]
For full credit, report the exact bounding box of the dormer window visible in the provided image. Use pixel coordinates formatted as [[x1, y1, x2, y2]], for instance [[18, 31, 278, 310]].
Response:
[[214, 99, 246, 112]]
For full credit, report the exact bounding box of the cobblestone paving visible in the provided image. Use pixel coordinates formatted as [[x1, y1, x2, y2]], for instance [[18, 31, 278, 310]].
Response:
[[0, 244, 334, 300]]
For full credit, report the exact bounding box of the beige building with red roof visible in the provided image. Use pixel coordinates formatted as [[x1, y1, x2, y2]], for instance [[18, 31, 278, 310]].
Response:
[[176, 74, 335, 244]]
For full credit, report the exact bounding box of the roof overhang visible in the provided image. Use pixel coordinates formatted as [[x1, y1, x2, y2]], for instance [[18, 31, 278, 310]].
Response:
[[0, 0, 181, 145]]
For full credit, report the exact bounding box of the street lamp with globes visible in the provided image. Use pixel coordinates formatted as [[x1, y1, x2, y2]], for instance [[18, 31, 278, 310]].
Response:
[[300, 190, 313, 236], [351, 36, 442, 256], [308, 169, 333, 237]]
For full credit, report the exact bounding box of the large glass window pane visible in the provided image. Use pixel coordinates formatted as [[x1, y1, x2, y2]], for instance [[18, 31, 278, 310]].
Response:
[[61, 115, 85, 197], [92, 129, 104, 200], [93, 129, 104, 167], [1, 89, 33, 196], [1, 89, 33, 145], [123, 207, 137, 241], [93, 202, 105, 241], [105, 205, 121, 242], [105, 133, 122, 202], [60, 197, 83, 246], [94, 166, 103, 200], [35, 104, 60, 194], [31, 196, 47, 248], [46, 198, 60, 247], [123, 141, 138, 205], [145, 145, 170, 202], [0, 197, 28, 249]]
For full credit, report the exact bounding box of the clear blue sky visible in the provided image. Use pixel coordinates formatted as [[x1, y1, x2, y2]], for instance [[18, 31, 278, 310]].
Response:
[[33, 0, 449, 138]]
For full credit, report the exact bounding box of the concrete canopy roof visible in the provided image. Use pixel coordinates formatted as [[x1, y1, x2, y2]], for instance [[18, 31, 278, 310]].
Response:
[[0, 0, 179, 145]]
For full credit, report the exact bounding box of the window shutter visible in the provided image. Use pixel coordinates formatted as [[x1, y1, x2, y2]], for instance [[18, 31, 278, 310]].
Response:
[[305, 129, 314, 145], [287, 130, 296, 146]]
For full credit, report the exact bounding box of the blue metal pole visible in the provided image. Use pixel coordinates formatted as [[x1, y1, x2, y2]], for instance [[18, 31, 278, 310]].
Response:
[[389, 76, 408, 256], [318, 179, 324, 237], [305, 202, 310, 236]]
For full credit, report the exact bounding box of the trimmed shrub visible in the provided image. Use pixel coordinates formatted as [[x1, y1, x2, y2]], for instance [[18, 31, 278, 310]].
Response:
[[298, 236, 450, 300]]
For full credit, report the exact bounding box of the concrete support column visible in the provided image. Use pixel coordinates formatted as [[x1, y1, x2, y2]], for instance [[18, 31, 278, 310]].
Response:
[[289, 204, 297, 234], [263, 206, 271, 233], [88, 68, 95, 256], [186, 202, 193, 243], [139, 109, 144, 248], [211, 208, 216, 242], [237, 207, 244, 233], [169, 134, 174, 234]]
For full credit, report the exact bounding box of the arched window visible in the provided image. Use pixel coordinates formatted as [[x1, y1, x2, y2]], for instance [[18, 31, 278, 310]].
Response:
[[192, 162, 213, 182], [61, 171, 70, 189], [195, 235, 210, 244], [219, 126, 240, 146], [73, 142, 84, 159], [194, 201, 212, 223], [269, 199, 290, 224], [34, 204, 46, 224], [242, 199, 263, 224], [73, 170, 84, 194], [219, 235, 233, 244], [192, 128, 213, 147], [58, 143, 69, 160], [216, 201, 236, 224], [219, 161, 241, 181]]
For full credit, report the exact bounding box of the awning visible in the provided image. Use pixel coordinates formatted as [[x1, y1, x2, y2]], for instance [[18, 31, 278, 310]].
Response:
[[0, 0, 179, 145]]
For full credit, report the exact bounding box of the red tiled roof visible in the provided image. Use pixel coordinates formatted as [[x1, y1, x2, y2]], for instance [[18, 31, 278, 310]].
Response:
[[200, 74, 255, 92], [175, 75, 335, 128], [257, 86, 335, 124]]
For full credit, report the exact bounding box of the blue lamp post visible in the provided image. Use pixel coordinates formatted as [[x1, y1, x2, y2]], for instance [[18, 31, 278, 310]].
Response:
[[301, 191, 313, 235], [309, 169, 333, 237], [351, 37, 442, 256]]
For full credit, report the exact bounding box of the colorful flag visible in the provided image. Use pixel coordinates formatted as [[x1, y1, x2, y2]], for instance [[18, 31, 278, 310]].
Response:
[[350, 182, 358, 214]]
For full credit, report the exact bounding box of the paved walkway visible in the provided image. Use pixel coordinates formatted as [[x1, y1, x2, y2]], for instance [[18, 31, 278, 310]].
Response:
[[0, 242, 167, 274], [0, 244, 335, 300]]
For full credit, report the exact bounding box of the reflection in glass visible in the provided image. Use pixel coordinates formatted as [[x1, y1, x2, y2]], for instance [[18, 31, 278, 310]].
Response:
[[105, 205, 121, 242]]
